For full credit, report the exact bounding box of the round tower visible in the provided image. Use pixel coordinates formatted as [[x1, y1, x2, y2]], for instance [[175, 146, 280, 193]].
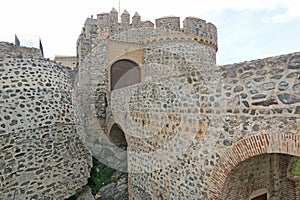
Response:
[[77, 9, 218, 87], [142, 16, 218, 81], [76, 8, 220, 200]]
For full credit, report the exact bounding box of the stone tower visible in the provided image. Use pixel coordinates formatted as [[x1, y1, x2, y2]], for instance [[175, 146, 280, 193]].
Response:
[[76, 8, 219, 199], [1, 7, 299, 200], [76, 9, 300, 200]]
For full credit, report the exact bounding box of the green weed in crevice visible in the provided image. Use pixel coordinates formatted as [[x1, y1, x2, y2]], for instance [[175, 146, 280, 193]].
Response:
[[88, 157, 117, 196], [295, 159, 300, 177]]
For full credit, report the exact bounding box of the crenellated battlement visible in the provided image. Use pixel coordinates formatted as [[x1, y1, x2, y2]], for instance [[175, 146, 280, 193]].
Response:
[[77, 8, 218, 62], [81, 8, 217, 44]]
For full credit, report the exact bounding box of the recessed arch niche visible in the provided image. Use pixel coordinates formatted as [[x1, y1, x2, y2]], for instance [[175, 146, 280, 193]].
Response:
[[110, 59, 141, 91], [108, 123, 128, 172], [109, 123, 127, 148]]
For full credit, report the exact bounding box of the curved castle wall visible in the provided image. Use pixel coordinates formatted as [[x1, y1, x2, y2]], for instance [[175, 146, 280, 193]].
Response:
[[111, 48, 300, 200], [76, 8, 300, 200], [0, 42, 92, 199]]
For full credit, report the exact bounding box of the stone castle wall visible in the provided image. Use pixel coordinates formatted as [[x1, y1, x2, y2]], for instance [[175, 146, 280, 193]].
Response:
[[0, 42, 92, 199], [74, 18, 218, 170], [209, 53, 300, 199], [222, 154, 296, 199], [109, 50, 300, 200], [77, 9, 217, 67], [75, 9, 300, 200], [143, 38, 216, 81], [0, 42, 42, 58], [1, 7, 299, 199]]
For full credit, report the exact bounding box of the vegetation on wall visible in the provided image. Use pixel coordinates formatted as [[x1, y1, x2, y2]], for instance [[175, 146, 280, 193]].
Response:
[[65, 157, 117, 199], [295, 159, 300, 177], [88, 157, 117, 196]]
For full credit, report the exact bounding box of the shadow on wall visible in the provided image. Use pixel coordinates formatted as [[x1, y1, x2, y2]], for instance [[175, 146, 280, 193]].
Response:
[[110, 59, 141, 91], [109, 123, 128, 149]]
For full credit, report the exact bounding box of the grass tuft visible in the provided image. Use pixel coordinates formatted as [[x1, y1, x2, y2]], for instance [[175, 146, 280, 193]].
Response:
[[295, 159, 300, 177], [88, 157, 117, 196]]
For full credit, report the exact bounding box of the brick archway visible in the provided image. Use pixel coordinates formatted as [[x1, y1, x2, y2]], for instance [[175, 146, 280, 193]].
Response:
[[209, 133, 300, 199]]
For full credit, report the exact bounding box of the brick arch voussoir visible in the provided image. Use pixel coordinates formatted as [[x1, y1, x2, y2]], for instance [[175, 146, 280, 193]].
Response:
[[209, 132, 300, 199]]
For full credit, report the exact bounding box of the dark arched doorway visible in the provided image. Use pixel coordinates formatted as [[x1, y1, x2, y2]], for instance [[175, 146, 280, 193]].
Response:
[[108, 123, 128, 171], [110, 59, 141, 91], [221, 153, 300, 200], [109, 123, 128, 149]]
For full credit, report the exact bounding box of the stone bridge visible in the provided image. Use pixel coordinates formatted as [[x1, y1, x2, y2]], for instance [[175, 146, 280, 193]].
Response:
[[75, 9, 300, 199]]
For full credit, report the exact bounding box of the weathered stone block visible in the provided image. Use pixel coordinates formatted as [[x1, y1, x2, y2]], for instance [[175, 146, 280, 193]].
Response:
[[278, 93, 300, 104]]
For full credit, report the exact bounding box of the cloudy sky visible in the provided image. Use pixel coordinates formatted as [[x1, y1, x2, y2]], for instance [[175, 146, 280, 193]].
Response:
[[0, 0, 299, 65]]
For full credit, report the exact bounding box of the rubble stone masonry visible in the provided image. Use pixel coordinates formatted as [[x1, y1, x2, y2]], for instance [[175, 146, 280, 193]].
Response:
[[0, 42, 92, 199], [1, 7, 300, 199], [76, 9, 300, 199]]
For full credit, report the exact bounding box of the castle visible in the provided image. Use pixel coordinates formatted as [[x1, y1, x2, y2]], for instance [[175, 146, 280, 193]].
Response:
[[1, 8, 300, 199]]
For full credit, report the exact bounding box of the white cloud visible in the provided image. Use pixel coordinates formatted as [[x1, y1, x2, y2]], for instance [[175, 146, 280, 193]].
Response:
[[209, 0, 300, 24], [170, 0, 300, 24], [262, 1, 300, 23], [1, 0, 299, 59]]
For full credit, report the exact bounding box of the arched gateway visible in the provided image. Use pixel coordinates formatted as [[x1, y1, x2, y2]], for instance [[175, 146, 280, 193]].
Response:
[[209, 133, 300, 199]]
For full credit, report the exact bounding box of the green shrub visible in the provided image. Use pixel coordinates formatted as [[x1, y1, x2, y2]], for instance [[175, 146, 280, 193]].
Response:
[[88, 158, 117, 196]]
